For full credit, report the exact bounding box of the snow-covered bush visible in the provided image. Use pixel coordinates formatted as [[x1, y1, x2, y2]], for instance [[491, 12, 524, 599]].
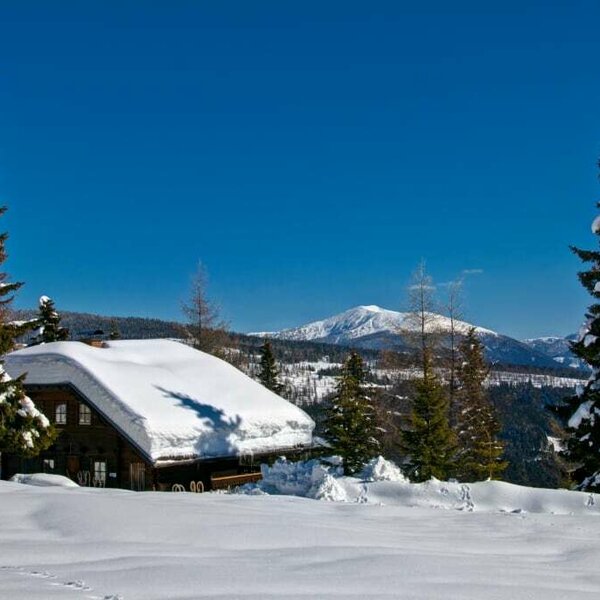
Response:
[[10, 473, 79, 488], [359, 456, 408, 483], [258, 456, 345, 501]]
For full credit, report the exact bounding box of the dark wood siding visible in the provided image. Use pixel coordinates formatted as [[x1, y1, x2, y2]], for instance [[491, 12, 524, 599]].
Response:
[[1, 384, 311, 492], [2, 384, 152, 490]]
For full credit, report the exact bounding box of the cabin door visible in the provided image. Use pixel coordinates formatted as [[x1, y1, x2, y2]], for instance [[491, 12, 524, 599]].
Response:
[[129, 463, 145, 491]]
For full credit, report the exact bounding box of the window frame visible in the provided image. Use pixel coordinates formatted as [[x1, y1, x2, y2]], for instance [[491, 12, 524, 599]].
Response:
[[55, 403, 67, 425], [78, 402, 92, 425], [93, 460, 107, 486]]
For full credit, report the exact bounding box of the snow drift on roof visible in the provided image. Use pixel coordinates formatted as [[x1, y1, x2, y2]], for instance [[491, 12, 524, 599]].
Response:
[[5, 340, 314, 462]]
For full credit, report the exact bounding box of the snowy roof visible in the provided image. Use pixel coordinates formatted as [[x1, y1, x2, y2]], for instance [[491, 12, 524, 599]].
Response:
[[5, 340, 314, 463]]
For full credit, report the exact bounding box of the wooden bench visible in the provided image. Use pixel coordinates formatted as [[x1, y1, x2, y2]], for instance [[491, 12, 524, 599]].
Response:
[[210, 472, 262, 490]]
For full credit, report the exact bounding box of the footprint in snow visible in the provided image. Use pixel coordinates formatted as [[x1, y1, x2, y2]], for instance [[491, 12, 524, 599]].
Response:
[[52, 579, 92, 591], [1, 565, 123, 599], [28, 570, 57, 579]]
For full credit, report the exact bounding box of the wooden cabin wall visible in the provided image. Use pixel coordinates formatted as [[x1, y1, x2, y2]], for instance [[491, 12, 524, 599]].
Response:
[[1, 385, 153, 490], [1, 384, 314, 492]]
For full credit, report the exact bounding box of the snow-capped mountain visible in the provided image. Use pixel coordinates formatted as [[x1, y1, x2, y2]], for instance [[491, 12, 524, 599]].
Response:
[[252, 305, 568, 369], [254, 305, 495, 344], [523, 334, 586, 370]]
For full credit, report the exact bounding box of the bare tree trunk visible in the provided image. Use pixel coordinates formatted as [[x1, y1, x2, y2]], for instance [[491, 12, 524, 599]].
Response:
[[182, 261, 230, 358], [446, 279, 464, 412], [403, 260, 440, 375]]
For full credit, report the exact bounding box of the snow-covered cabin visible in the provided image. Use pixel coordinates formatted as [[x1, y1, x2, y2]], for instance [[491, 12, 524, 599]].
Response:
[[2, 339, 314, 491]]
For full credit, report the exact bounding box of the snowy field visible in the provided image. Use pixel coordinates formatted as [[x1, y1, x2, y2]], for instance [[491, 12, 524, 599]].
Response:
[[2, 470, 600, 600]]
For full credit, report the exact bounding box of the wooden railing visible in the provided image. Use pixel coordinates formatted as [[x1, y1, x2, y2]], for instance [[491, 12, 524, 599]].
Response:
[[210, 472, 262, 490]]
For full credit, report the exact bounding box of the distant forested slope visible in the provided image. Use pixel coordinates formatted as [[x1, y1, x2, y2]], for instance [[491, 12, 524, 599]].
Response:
[[11, 309, 184, 340]]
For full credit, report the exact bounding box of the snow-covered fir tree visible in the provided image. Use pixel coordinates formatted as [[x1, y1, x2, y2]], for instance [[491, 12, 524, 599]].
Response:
[[257, 339, 284, 395], [403, 349, 456, 481], [0, 207, 56, 457], [34, 295, 69, 343], [454, 328, 506, 480], [324, 352, 380, 475], [558, 179, 600, 490], [109, 319, 121, 340]]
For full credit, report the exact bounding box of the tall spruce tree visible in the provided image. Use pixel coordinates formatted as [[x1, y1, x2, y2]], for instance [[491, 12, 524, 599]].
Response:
[[35, 295, 69, 343], [454, 328, 506, 480], [0, 207, 56, 457], [258, 339, 284, 395], [324, 352, 381, 475], [402, 349, 457, 481], [556, 168, 600, 490]]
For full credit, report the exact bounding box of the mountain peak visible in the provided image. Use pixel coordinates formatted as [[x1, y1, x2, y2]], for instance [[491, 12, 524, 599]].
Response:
[[252, 305, 572, 370], [259, 304, 495, 345], [357, 305, 385, 313]]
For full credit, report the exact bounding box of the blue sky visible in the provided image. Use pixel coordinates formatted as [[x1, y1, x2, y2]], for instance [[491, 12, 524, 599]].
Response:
[[1, 1, 599, 338]]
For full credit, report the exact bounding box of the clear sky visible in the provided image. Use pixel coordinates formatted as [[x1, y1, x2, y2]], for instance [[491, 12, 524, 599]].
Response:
[[1, 1, 599, 339]]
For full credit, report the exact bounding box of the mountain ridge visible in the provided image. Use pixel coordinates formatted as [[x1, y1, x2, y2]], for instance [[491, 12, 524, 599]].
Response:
[[251, 304, 574, 370], [11, 306, 583, 373]]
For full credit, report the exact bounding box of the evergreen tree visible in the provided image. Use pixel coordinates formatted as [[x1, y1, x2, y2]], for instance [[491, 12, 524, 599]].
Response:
[[324, 352, 381, 474], [556, 170, 600, 490], [35, 295, 69, 343], [403, 349, 456, 481], [257, 339, 284, 394], [454, 328, 506, 480], [109, 319, 121, 340], [0, 207, 56, 457]]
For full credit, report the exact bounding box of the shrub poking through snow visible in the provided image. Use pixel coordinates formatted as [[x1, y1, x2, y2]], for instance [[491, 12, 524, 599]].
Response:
[[323, 352, 381, 475], [0, 206, 56, 457]]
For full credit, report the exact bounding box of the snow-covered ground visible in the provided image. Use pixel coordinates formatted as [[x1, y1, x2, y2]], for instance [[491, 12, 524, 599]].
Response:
[[2, 466, 600, 599]]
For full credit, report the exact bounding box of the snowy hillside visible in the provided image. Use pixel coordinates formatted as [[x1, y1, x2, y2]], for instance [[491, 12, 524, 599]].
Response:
[[2, 468, 600, 599], [253, 305, 568, 369], [265, 358, 585, 406], [524, 334, 586, 370]]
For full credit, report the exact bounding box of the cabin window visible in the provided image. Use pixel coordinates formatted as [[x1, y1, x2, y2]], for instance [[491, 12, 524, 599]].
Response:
[[93, 461, 106, 486], [43, 459, 55, 471], [55, 403, 67, 425], [79, 403, 92, 425]]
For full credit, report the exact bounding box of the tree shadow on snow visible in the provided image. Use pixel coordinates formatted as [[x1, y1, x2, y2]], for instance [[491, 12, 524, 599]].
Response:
[[154, 386, 242, 457]]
